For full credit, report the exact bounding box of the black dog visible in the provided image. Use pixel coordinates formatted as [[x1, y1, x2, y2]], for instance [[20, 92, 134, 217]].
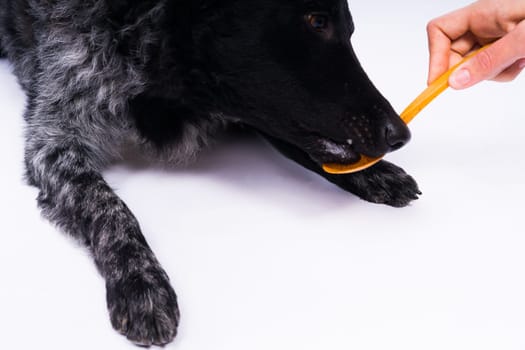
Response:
[[0, 0, 420, 346]]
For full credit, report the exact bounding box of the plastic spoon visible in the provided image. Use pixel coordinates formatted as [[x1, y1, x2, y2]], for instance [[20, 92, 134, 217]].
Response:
[[322, 45, 491, 175]]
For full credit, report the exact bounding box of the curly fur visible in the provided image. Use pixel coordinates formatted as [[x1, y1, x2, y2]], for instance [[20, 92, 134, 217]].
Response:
[[0, 0, 420, 346]]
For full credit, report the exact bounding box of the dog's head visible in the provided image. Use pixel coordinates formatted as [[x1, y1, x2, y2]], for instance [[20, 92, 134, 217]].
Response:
[[189, 0, 410, 165]]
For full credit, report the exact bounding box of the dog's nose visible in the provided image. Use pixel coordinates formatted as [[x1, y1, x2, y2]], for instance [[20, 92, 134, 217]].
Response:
[[385, 121, 411, 151]]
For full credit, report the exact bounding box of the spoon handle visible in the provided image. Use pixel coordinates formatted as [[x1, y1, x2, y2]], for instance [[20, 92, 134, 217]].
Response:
[[401, 44, 491, 124], [322, 44, 491, 175]]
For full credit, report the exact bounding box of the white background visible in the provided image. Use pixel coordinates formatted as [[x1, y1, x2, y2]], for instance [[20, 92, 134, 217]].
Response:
[[1, 1, 525, 349]]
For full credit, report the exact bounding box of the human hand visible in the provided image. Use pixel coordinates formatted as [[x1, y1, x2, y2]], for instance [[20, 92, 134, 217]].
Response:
[[427, 0, 525, 89]]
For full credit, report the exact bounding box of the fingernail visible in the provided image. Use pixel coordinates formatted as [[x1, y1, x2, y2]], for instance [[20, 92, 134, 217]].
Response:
[[450, 68, 471, 88]]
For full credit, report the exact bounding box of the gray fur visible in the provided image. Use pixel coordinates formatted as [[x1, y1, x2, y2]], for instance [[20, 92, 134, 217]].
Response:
[[2, 0, 185, 345]]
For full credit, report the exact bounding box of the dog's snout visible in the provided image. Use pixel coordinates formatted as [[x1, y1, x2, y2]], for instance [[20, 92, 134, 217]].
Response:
[[385, 121, 411, 151]]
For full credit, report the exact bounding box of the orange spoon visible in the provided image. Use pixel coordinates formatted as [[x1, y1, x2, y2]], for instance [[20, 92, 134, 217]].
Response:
[[322, 45, 491, 175]]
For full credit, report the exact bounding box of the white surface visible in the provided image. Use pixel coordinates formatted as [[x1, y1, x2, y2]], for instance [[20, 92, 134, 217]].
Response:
[[1, 1, 525, 349]]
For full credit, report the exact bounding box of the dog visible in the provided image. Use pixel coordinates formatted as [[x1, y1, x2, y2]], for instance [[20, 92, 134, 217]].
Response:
[[0, 0, 420, 346]]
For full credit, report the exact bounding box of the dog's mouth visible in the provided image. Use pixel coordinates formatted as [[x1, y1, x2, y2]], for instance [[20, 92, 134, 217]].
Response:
[[291, 116, 408, 167], [299, 132, 363, 166], [266, 119, 398, 168]]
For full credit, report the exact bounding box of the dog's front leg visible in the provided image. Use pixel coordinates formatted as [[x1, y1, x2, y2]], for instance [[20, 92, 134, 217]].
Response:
[[262, 134, 421, 207], [24, 133, 179, 346]]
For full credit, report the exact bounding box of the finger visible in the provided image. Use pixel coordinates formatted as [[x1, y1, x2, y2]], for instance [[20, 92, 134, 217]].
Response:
[[427, 22, 451, 85], [448, 51, 467, 72], [448, 33, 480, 68], [450, 32, 479, 57], [427, 6, 474, 84], [449, 22, 525, 89]]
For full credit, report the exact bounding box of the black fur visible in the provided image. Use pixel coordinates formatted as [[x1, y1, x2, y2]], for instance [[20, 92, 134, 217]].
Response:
[[0, 0, 420, 346]]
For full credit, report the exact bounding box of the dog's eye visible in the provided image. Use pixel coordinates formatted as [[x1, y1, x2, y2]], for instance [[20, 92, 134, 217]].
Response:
[[307, 13, 329, 31]]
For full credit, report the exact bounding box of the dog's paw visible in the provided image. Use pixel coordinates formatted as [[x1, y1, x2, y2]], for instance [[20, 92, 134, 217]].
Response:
[[106, 269, 180, 347], [330, 160, 421, 207]]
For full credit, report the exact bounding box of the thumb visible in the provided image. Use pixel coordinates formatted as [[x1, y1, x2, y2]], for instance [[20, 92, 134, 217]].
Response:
[[449, 30, 525, 89], [492, 58, 525, 82]]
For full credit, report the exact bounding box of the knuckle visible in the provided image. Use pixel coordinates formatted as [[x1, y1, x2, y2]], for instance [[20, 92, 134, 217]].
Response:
[[474, 50, 494, 72], [426, 20, 439, 34]]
